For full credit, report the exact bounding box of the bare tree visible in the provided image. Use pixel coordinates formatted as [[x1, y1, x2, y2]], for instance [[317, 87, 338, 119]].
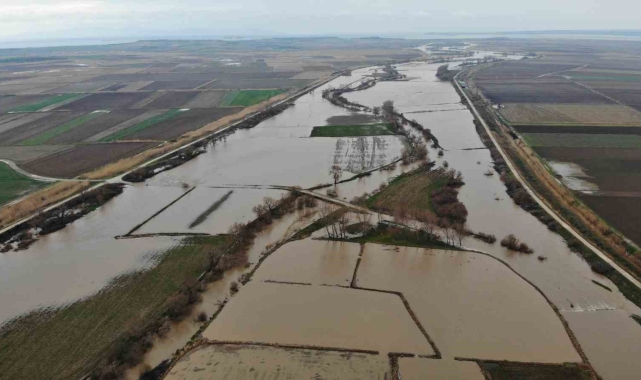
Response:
[[263, 196, 278, 213], [453, 224, 468, 247], [372, 106, 381, 116], [337, 212, 351, 238], [318, 202, 337, 238], [330, 164, 342, 185]]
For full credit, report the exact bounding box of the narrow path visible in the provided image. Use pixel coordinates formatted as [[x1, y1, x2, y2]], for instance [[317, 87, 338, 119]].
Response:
[[454, 73, 641, 290], [537, 63, 590, 78]]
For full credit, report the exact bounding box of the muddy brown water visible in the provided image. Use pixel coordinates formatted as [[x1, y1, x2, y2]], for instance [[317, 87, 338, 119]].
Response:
[[202, 281, 435, 356], [4, 59, 641, 379], [357, 245, 581, 362]]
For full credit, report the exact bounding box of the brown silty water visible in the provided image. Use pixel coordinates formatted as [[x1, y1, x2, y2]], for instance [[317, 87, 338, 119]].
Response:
[[202, 281, 435, 356], [164, 344, 389, 380], [345, 61, 641, 378], [356, 244, 581, 362]]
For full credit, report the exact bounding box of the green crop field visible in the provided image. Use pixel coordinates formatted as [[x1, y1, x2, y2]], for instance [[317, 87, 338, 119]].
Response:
[[522, 133, 641, 149], [0, 162, 49, 206], [220, 89, 285, 107], [310, 123, 397, 137], [101, 109, 183, 142], [9, 94, 83, 112], [19, 112, 107, 146]]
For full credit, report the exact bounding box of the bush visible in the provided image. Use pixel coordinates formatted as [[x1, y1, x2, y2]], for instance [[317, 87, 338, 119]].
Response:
[[501, 234, 534, 253], [591, 261, 614, 276]]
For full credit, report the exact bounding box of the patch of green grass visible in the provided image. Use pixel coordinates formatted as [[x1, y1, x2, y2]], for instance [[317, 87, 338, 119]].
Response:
[[365, 165, 445, 212], [310, 123, 397, 137], [292, 207, 348, 240], [480, 362, 592, 380], [0, 235, 227, 380], [101, 109, 184, 142], [347, 223, 459, 250], [19, 112, 107, 146], [9, 93, 83, 112], [0, 162, 49, 206], [522, 133, 641, 149], [220, 89, 285, 107]]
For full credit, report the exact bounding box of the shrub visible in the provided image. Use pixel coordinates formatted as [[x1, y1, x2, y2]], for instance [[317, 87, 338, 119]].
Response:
[[196, 311, 208, 322], [591, 261, 614, 276], [501, 234, 534, 253]]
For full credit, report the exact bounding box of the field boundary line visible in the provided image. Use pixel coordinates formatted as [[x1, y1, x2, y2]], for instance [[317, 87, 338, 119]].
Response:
[[123, 186, 197, 236], [454, 72, 641, 290]]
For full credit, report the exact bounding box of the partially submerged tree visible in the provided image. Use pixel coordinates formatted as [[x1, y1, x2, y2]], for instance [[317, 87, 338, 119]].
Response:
[[330, 164, 343, 185]]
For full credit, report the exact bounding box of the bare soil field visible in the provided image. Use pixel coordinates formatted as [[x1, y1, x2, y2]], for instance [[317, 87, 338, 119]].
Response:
[[47, 109, 145, 144], [515, 125, 641, 135], [98, 82, 129, 91], [141, 91, 199, 109], [183, 90, 227, 108], [206, 78, 311, 89], [474, 61, 581, 80], [523, 133, 641, 149], [0, 112, 50, 135], [0, 145, 71, 163], [22, 142, 157, 178], [84, 109, 165, 142], [578, 194, 641, 245], [50, 81, 116, 93], [0, 95, 49, 112], [58, 92, 151, 111], [399, 358, 484, 380], [586, 86, 641, 112], [140, 80, 210, 91], [0, 111, 85, 145], [122, 107, 242, 140], [502, 103, 641, 125], [476, 81, 611, 104]]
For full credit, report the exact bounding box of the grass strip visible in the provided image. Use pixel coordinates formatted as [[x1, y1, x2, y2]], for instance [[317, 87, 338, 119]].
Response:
[[226, 89, 286, 107], [19, 112, 107, 146], [188, 190, 233, 229], [346, 223, 461, 250], [310, 123, 397, 137], [365, 166, 445, 212], [0, 235, 227, 380], [480, 361, 592, 380], [0, 162, 49, 206], [9, 93, 82, 112], [101, 109, 183, 142]]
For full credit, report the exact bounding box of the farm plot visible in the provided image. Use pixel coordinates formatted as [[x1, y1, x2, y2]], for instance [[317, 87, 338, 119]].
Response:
[[585, 85, 641, 112], [475, 81, 611, 104], [165, 344, 389, 380], [523, 133, 641, 149], [116, 107, 242, 141], [22, 142, 157, 178], [0, 111, 85, 145], [0, 95, 49, 113], [85, 110, 165, 142], [579, 194, 641, 246], [0, 112, 50, 135], [50, 81, 117, 93], [58, 92, 151, 111], [514, 124, 641, 135], [501, 103, 641, 125], [206, 78, 311, 89], [98, 82, 129, 91], [19, 111, 108, 146], [310, 123, 396, 137], [220, 89, 286, 106], [99, 109, 185, 141], [0, 162, 48, 206], [0, 145, 71, 163], [46, 109, 145, 144], [399, 358, 484, 380], [7, 93, 83, 112], [475, 61, 582, 80], [139, 80, 210, 91], [183, 90, 227, 108], [366, 167, 445, 213], [141, 91, 199, 109]]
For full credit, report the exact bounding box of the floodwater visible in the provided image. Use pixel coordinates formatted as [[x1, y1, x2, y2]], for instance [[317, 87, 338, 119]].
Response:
[[398, 358, 484, 380], [253, 240, 360, 286], [203, 281, 435, 356], [138, 187, 286, 235], [164, 344, 389, 380], [548, 160, 599, 193], [357, 245, 581, 363]]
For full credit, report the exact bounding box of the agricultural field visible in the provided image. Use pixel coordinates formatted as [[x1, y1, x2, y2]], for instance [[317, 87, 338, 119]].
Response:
[[220, 89, 286, 106], [366, 166, 445, 213], [310, 123, 396, 137], [472, 39, 641, 246], [0, 162, 48, 206]]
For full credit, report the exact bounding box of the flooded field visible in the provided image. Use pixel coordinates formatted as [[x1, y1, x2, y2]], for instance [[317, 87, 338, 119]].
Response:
[[398, 358, 484, 380], [165, 344, 389, 380], [203, 281, 435, 356], [357, 245, 581, 362], [4, 53, 641, 379], [253, 240, 360, 286]]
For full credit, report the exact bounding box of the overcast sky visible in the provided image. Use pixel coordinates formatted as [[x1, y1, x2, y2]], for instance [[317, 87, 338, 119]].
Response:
[[1, 0, 640, 44]]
